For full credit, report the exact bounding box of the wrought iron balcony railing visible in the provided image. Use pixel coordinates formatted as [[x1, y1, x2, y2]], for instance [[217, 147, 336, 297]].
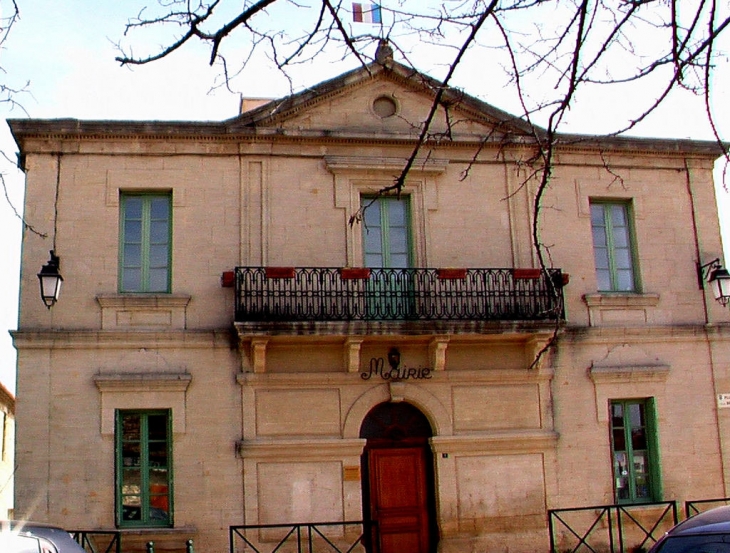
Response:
[[234, 267, 565, 323]]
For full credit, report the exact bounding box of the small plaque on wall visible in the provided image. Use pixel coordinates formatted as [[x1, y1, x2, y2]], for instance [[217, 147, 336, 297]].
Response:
[[343, 466, 361, 481], [719, 394, 730, 409]]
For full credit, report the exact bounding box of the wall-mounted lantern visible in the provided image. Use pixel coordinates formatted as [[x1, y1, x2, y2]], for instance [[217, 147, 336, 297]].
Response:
[[37, 250, 63, 309], [387, 348, 401, 371], [698, 258, 730, 306]]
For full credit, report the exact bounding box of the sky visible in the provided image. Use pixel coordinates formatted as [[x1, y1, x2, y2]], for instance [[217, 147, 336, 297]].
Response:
[[0, 1, 240, 391], [0, 0, 729, 392]]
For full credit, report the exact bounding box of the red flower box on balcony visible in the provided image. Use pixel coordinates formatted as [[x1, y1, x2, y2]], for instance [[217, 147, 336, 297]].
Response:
[[221, 271, 235, 287], [265, 267, 296, 279], [437, 268, 467, 280], [339, 268, 371, 279], [512, 268, 542, 279]]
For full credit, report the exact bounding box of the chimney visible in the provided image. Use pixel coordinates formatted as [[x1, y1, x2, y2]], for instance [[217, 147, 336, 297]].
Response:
[[239, 97, 274, 114]]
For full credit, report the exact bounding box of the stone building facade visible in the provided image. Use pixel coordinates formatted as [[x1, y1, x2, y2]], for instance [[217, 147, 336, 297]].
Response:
[[9, 57, 730, 552]]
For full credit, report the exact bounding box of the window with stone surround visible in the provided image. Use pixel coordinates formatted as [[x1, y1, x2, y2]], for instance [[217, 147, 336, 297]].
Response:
[[120, 193, 172, 293], [610, 398, 661, 503], [116, 410, 173, 528], [362, 195, 413, 268], [590, 201, 639, 292]]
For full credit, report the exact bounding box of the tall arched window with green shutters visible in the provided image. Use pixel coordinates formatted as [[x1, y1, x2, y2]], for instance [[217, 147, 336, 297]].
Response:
[[120, 193, 172, 293], [116, 410, 173, 527]]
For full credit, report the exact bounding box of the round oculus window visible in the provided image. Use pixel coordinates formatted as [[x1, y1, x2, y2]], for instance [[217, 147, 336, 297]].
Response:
[[372, 95, 397, 118]]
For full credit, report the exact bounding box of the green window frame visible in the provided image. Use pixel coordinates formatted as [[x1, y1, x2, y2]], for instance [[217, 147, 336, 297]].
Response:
[[610, 398, 662, 504], [362, 195, 412, 268], [116, 410, 173, 528], [120, 193, 172, 293], [590, 202, 638, 292]]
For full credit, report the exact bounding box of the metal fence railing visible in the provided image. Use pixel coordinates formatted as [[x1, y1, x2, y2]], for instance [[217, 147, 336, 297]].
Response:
[[70, 530, 122, 553], [229, 521, 368, 553], [549, 498, 730, 552], [548, 501, 678, 553], [685, 497, 730, 518], [64, 497, 730, 553], [234, 266, 565, 323]]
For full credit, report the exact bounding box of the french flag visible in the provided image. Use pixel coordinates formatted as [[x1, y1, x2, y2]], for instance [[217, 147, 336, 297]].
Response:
[[353, 3, 382, 24]]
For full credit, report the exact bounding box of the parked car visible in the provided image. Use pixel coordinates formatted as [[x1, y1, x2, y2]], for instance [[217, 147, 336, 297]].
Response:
[[0, 521, 86, 553], [649, 505, 730, 552], [0, 532, 45, 553]]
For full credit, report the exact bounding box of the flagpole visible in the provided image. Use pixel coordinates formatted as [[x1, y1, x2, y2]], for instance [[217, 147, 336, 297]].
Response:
[[379, 3, 384, 38]]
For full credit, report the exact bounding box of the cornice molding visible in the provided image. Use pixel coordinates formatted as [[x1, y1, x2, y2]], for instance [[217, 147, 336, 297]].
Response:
[[236, 438, 366, 459], [93, 372, 192, 392], [430, 430, 558, 454], [10, 126, 723, 162], [11, 329, 234, 349], [589, 363, 670, 384], [560, 323, 730, 343], [324, 155, 448, 174], [233, 319, 559, 338]]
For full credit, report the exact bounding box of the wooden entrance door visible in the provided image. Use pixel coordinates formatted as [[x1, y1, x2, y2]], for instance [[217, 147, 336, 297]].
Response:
[[367, 447, 431, 553], [360, 402, 436, 553]]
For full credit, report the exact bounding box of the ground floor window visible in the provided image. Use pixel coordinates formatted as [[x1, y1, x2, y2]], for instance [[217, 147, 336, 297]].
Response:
[[116, 410, 172, 527], [610, 398, 661, 503]]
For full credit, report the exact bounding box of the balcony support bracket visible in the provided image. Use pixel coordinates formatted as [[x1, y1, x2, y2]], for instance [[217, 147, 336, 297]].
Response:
[[249, 337, 269, 373], [429, 336, 450, 371], [344, 337, 364, 373]]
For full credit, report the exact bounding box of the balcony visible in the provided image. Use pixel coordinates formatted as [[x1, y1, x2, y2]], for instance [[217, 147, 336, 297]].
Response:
[[233, 267, 565, 324]]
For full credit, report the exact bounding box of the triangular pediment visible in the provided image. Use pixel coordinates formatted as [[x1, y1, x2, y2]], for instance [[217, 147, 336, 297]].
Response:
[[10, 58, 723, 159], [226, 61, 535, 142]]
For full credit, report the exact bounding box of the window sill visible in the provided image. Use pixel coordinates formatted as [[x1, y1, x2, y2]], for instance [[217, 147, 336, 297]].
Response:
[[583, 293, 659, 326], [613, 500, 665, 509], [96, 294, 191, 330], [583, 292, 659, 308], [116, 526, 193, 534], [97, 293, 191, 308], [112, 526, 197, 550]]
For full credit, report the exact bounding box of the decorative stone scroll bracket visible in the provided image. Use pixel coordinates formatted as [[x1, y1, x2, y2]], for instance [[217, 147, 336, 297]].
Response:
[[525, 332, 558, 371], [429, 336, 449, 372], [345, 337, 364, 373]]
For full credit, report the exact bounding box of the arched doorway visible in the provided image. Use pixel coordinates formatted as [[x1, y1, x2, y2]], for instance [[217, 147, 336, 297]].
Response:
[[359, 402, 437, 553]]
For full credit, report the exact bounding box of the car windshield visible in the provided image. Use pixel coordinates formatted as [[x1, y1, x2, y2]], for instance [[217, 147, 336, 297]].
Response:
[[655, 534, 730, 553], [0, 532, 42, 553]]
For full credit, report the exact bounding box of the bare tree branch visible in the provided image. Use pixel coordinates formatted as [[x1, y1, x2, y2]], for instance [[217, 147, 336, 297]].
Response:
[[0, 1, 48, 238], [109, 0, 730, 364]]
